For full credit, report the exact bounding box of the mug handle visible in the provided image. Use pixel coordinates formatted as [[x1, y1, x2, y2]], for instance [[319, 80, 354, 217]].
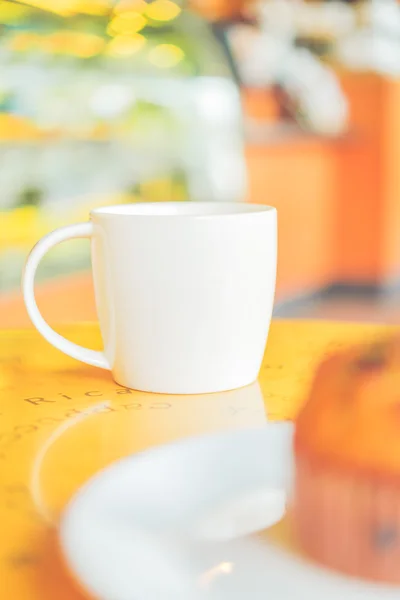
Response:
[[22, 222, 109, 370]]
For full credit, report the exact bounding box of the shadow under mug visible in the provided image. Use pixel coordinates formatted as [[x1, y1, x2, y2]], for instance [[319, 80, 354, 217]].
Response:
[[22, 202, 277, 394]]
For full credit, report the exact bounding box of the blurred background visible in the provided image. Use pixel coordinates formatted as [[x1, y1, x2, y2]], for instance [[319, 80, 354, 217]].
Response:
[[1, 0, 400, 327]]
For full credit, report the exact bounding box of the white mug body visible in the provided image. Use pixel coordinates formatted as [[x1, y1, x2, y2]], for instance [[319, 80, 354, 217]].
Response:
[[23, 202, 277, 394]]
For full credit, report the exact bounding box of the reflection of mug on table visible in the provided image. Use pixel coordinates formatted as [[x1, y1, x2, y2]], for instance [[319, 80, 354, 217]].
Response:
[[32, 381, 268, 523], [23, 202, 277, 394]]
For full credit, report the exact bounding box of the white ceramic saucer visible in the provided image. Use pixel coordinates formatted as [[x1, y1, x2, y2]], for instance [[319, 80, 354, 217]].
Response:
[[59, 425, 400, 600]]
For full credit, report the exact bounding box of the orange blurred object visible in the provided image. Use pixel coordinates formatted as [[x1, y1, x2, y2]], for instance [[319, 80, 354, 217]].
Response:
[[189, 0, 246, 20], [295, 337, 400, 584], [242, 88, 280, 123], [336, 72, 400, 286], [246, 134, 337, 299], [245, 71, 400, 298]]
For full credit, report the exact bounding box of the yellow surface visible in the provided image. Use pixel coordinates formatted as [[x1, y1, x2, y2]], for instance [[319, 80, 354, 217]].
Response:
[[0, 319, 394, 599]]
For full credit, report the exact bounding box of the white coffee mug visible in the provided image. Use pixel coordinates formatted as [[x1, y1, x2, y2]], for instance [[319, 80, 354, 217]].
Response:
[[22, 202, 277, 394]]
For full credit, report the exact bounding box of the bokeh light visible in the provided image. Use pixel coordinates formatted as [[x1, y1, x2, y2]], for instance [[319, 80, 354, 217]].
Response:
[[8, 31, 105, 57], [106, 33, 146, 57], [8, 32, 41, 52], [67, 32, 106, 57], [145, 0, 181, 22], [107, 11, 147, 35], [148, 43, 184, 68]]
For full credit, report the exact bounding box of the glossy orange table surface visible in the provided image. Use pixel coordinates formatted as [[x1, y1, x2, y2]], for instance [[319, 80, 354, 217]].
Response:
[[0, 320, 394, 599]]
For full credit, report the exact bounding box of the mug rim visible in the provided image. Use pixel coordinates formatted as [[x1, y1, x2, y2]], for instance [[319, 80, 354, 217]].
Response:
[[90, 202, 276, 219]]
